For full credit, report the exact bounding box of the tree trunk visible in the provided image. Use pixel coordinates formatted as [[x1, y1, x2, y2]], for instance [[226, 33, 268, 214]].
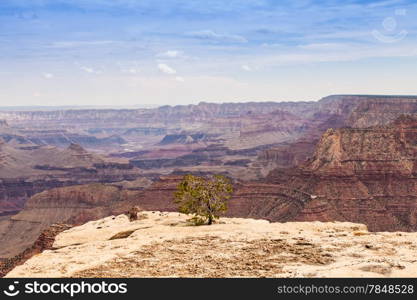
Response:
[[207, 201, 213, 225]]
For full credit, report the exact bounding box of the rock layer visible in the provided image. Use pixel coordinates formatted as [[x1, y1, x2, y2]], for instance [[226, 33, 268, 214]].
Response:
[[267, 116, 417, 231], [0, 224, 72, 277], [0, 142, 142, 215], [0, 184, 140, 259]]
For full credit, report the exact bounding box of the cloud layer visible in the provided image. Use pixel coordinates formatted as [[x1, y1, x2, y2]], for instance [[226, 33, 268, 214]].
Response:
[[1, 0, 417, 106]]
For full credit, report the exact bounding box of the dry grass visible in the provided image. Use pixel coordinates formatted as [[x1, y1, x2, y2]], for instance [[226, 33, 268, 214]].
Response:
[[73, 236, 333, 278]]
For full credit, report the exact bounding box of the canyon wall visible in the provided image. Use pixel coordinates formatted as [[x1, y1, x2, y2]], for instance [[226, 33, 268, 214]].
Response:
[[258, 95, 417, 168], [0, 183, 141, 259], [267, 115, 417, 231], [0, 142, 144, 215]]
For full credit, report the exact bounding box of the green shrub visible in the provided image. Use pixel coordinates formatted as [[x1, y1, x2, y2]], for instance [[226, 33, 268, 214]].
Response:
[[174, 174, 233, 225]]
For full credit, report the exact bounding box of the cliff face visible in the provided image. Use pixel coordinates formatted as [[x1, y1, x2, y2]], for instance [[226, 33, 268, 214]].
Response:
[[114, 175, 312, 224], [305, 115, 417, 175], [118, 175, 306, 222], [258, 140, 317, 168], [258, 95, 417, 169], [267, 116, 417, 231], [318, 95, 417, 128], [0, 224, 72, 277]]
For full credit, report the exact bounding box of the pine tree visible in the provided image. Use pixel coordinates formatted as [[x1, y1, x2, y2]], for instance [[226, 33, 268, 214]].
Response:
[[174, 174, 233, 225]]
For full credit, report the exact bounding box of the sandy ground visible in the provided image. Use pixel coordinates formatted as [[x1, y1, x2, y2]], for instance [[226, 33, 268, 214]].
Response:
[[6, 211, 417, 278]]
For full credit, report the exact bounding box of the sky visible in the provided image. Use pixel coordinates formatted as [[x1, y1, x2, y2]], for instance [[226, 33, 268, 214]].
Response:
[[1, 0, 417, 106]]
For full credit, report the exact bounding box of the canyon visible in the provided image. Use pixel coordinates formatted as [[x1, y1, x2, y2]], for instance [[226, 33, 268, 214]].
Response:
[[2, 94, 417, 264]]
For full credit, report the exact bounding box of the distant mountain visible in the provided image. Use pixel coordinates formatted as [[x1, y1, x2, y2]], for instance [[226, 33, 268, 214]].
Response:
[[0, 104, 158, 111]]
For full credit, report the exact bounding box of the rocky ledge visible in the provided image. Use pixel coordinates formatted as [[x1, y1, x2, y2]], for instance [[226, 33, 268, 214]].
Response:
[[5, 211, 417, 278], [0, 224, 72, 277]]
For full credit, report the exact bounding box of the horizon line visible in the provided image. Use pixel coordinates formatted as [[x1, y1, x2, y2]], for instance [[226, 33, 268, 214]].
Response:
[[1, 94, 417, 112]]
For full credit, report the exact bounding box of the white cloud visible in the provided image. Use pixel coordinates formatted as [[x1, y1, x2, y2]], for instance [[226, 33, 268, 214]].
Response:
[[298, 43, 347, 50], [80, 66, 102, 74], [81, 66, 94, 73], [123, 68, 139, 74], [367, 0, 402, 8], [42, 73, 54, 79], [175, 76, 185, 82], [157, 50, 182, 58], [49, 40, 118, 49], [158, 63, 177, 75], [186, 30, 248, 43], [241, 65, 251, 71], [255, 43, 417, 66], [261, 43, 283, 48], [306, 31, 371, 40]]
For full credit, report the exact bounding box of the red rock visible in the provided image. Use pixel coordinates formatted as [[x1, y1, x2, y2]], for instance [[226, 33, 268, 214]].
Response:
[[266, 116, 417, 231]]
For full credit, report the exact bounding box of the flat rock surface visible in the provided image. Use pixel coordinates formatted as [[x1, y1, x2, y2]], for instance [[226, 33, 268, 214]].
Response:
[[6, 211, 417, 278]]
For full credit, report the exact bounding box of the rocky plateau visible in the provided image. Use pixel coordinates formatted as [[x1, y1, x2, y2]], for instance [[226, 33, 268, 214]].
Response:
[[5, 212, 417, 278]]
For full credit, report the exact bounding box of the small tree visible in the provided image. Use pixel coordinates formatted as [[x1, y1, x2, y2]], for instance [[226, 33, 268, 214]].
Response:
[[174, 174, 233, 225]]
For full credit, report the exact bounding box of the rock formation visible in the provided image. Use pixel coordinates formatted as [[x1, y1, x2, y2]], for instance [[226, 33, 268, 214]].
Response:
[[0, 224, 72, 277], [258, 95, 417, 169], [5, 212, 417, 278], [266, 116, 417, 231]]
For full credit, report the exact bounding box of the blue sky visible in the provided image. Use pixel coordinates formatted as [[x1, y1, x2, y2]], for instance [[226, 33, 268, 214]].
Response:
[[1, 0, 417, 106]]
